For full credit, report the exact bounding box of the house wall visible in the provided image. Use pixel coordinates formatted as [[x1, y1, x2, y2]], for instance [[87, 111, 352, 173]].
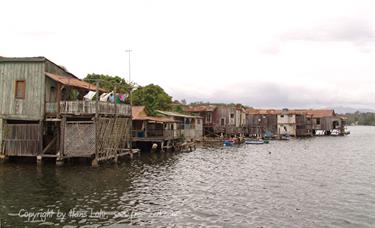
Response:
[[247, 114, 278, 137], [278, 114, 296, 124], [277, 114, 296, 136], [278, 123, 296, 136], [296, 114, 312, 136], [45, 60, 74, 77], [45, 77, 58, 102], [212, 106, 234, 134], [312, 117, 333, 131], [0, 61, 45, 120], [0, 118, 3, 154], [240, 111, 246, 128], [195, 118, 203, 139], [235, 109, 241, 128]]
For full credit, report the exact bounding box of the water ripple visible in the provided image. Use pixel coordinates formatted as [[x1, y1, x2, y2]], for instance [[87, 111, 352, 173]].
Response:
[[0, 126, 374, 227]]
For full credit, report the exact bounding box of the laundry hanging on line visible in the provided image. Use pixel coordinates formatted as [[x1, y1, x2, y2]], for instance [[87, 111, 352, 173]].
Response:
[[100, 92, 113, 102], [83, 91, 96, 101]]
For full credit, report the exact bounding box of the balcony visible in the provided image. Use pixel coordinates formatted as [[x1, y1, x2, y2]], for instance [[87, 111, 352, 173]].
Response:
[[46, 101, 131, 116], [132, 129, 182, 141]]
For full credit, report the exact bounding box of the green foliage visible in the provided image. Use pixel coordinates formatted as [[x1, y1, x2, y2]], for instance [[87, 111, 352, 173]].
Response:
[[344, 112, 375, 126], [172, 104, 184, 113], [83, 73, 131, 93], [132, 84, 172, 115]]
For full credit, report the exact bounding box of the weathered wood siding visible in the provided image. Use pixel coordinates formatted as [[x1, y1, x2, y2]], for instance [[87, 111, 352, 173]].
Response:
[[0, 62, 45, 120], [296, 114, 312, 136], [247, 114, 278, 136], [0, 118, 3, 154], [45, 60, 73, 77], [45, 77, 57, 102], [2, 122, 41, 156]]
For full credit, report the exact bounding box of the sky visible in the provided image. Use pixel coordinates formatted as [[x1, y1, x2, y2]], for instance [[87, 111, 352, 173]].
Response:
[[1, 0, 374, 109]]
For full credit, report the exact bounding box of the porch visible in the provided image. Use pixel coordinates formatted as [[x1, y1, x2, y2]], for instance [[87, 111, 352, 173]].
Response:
[[45, 101, 131, 117]]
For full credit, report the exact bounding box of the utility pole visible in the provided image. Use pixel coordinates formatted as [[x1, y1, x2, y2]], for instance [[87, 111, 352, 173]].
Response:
[[125, 50, 133, 152]]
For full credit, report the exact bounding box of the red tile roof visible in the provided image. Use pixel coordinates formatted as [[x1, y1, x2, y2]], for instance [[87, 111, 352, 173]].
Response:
[[304, 109, 335, 118]]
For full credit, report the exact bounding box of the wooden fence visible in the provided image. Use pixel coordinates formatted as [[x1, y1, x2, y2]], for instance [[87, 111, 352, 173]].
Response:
[[3, 123, 41, 156], [62, 117, 131, 160]]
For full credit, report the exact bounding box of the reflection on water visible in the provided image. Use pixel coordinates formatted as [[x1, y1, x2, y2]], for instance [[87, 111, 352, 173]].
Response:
[[0, 126, 375, 227]]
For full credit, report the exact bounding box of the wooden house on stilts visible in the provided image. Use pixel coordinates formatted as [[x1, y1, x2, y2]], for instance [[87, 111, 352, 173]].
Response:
[[0, 57, 132, 165], [132, 106, 180, 152]]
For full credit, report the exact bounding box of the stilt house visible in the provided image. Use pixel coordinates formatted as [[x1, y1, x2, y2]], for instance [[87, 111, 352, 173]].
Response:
[[0, 57, 132, 163]]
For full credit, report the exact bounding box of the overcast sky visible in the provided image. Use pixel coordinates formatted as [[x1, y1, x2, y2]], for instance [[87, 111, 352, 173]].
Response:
[[1, 0, 374, 109]]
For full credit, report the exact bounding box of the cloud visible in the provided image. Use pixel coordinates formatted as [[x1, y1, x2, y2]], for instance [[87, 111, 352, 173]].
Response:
[[283, 17, 373, 44], [262, 17, 374, 54], [172, 81, 375, 109]]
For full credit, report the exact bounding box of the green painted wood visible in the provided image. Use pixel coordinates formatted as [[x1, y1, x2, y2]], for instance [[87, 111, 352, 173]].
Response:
[[0, 62, 45, 120]]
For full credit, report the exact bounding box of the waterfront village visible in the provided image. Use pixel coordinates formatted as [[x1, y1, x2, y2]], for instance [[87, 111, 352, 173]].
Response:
[[0, 57, 349, 166]]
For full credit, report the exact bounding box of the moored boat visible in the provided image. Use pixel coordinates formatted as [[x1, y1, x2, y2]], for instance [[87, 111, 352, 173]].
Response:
[[224, 139, 234, 146], [245, 139, 266, 145]]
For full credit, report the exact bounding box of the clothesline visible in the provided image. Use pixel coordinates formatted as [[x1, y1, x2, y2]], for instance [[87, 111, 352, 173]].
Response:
[[84, 91, 128, 104]]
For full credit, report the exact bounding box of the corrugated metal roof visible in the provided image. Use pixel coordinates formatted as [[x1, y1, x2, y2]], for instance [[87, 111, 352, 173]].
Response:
[[45, 72, 105, 92], [156, 110, 202, 118], [246, 108, 332, 117], [132, 106, 177, 123], [246, 109, 282, 115], [184, 105, 217, 112], [0, 56, 46, 62], [305, 109, 335, 118]]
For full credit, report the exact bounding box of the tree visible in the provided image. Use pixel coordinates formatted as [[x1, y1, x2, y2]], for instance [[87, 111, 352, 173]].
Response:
[[83, 73, 131, 94], [132, 84, 172, 115]]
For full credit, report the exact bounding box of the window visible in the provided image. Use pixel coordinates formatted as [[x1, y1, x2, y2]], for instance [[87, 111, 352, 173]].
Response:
[[197, 119, 201, 124], [221, 118, 225, 126], [15, 80, 26, 99], [316, 118, 320, 125], [230, 113, 234, 118], [280, 115, 284, 118]]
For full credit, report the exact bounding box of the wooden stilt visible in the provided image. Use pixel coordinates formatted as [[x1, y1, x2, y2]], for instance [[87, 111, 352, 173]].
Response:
[[0, 154, 8, 163], [37, 155, 42, 165], [56, 157, 64, 166], [91, 158, 99, 167]]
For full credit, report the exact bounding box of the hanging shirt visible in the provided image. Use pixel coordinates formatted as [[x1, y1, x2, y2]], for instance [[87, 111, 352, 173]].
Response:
[[84, 91, 96, 101], [120, 94, 128, 102], [100, 92, 113, 102], [109, 94, 115, 103]]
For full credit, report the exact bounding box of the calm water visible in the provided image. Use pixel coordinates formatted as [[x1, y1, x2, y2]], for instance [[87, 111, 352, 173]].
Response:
[[0, 126, 374, 227]]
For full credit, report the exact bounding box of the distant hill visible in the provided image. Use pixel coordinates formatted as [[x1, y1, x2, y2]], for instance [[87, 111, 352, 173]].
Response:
[[330, 106, 375, 114]]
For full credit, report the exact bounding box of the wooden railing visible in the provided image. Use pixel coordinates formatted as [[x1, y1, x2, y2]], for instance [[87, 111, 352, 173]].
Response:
[[46, 101, 131, 116], [132, 129, 182, 140]]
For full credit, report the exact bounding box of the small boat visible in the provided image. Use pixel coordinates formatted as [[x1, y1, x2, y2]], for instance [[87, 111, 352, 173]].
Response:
[[330, 129, 340, 136], [223, 139, 234, 146], [314, 130, 325, 136], [245, 139, 265, 145], [280, 134, 290, 140], [264, 131, 273, 139]]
